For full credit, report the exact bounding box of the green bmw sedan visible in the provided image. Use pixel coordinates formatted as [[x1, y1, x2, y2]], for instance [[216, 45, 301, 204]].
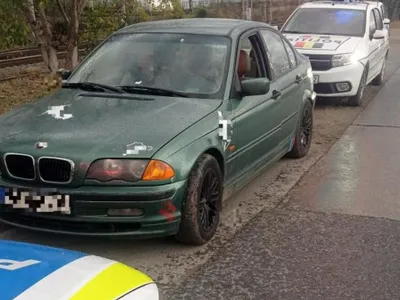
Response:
[[0, 18, 316, 245]]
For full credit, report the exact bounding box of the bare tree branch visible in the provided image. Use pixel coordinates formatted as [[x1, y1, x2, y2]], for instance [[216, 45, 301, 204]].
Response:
[[56, 0, 70, 24]]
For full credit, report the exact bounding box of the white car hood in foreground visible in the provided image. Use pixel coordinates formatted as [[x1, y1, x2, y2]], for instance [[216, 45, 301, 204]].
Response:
[[283, 33, 363, 55]]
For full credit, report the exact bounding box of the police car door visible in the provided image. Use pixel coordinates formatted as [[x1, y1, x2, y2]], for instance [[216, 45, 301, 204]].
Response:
[[367, 8, 381, 83], [372, 8, 387, 77]]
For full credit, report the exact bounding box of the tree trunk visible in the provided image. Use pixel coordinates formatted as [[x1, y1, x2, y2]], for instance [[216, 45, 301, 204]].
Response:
[[23, 0, 59, 72], [120, 0, 127, 26], [65, 0, 80, 70]]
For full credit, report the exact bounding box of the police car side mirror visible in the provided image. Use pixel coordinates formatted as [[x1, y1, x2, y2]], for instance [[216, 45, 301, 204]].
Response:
[[383, 18, 390, 25], [373, 29, 385, 40]]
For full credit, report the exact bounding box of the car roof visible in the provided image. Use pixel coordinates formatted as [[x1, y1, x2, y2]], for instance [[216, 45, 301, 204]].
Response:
[[364, 0, 383, 5], [299, 0, 369, 10], [364, 1, 383, 8], [117, 18, 273, 37]]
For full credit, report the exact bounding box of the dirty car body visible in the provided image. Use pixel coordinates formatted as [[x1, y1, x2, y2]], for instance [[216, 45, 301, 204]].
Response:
[[0, 240, 160, 300], [0, 18, 315, 245]]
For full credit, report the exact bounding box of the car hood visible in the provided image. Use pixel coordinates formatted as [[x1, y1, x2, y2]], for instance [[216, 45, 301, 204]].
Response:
[[0, 89, 221, 159], [0, 240, 154, 300], [283, 33, 363, 54]]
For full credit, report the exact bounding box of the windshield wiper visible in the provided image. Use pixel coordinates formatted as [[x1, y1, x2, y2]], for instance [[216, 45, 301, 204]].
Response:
[[117, 85, 188, 98], [62, 82, 125, 93]]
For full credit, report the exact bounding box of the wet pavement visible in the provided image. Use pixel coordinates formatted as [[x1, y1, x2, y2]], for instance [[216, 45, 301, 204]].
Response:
[[163, 209, 400, 300], [284, 71, 400, 221], [162, 48, 400, 299]]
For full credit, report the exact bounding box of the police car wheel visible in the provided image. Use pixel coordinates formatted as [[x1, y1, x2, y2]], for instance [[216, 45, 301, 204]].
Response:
[[175, 154, 222, 245], [348, 68, 367, 107]]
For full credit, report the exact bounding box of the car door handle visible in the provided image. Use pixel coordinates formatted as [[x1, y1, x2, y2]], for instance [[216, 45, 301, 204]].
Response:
[[271, 90, 281, 100], [295, 75, 302, 84]]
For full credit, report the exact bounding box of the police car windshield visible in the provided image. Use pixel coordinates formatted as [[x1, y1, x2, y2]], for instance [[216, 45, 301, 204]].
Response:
[[282, 8, 366, 37]]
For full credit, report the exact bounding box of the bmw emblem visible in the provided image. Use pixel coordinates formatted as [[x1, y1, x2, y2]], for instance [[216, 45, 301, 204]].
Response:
[[35, 142, 48, 149]]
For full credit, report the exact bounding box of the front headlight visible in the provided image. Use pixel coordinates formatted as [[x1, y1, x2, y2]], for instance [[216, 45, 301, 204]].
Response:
[[86, 159, 175, 182], [331, 53, 359, 68], [87, 159, 149, 182], [120, 283, 162, 300]]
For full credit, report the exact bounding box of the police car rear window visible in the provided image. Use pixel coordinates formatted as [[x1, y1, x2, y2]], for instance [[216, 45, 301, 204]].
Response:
[[282, 8, 366, 37]]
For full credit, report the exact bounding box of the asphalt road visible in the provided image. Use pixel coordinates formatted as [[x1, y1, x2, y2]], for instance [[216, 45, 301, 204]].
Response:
[[161, 31, 400, 299], [1, 30, 400, 297]]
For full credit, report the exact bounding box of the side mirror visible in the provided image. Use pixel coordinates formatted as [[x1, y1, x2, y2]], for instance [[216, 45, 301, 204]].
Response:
[[241, 78, 270, 96], [373, 29, 385, 40], [57, 68, 72, 80], [383, 18, 390, 25]]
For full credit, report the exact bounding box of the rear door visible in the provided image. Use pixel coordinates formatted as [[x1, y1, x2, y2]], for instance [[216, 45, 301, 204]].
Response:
[[259, 29, 303, 146], [379, 3, 390, 31]]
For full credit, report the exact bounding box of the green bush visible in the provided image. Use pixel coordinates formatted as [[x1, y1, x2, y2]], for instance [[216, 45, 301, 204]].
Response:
[[0, 1, 31, 49]]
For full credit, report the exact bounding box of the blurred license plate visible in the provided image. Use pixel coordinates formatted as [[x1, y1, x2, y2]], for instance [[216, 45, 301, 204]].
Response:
[[313, 75, 319, 84], [0, 187, 71, 214]]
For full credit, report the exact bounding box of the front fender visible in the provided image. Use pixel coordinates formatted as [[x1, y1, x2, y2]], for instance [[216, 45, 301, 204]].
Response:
[[154, 129, 225, 182]]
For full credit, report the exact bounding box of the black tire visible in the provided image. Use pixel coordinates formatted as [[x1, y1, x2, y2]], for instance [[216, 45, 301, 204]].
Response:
[[371, 53, 388, 86], [286, 100, 313, 159], [348, 68, 367, 107], [174, 154, 223, 245]]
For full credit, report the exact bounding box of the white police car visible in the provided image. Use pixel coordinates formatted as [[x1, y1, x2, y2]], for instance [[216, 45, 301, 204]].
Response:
[[0, 240, 161, 300], [281, 0, 390, 106]]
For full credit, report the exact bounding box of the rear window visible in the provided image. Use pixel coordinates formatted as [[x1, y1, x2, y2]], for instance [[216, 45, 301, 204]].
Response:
[[282, 8, 366, 37]]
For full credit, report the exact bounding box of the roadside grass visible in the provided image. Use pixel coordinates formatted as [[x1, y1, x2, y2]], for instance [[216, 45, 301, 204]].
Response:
[[0, 73, 56, 115]]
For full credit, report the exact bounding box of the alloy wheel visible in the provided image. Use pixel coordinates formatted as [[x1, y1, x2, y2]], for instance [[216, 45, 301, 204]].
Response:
[[199, 168, 220, 233], [300, 104, 313, 152]]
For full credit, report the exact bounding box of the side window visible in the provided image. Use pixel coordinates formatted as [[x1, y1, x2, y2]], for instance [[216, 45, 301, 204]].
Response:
[[373, 9, 383, 30], [259, 29, 291, 79], [369, 10, 377, 34], [282, 38, 297, 68], [236, 35, 268, 79]]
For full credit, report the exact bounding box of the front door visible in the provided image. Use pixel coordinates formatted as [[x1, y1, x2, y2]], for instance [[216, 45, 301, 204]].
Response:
[[367, 8, 383, 82], [228, 31, 281, 184]]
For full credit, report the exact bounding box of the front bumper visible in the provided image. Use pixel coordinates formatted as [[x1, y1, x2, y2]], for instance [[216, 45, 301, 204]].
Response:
[[313, 62, 364, 97], [0, 179, 187, 238]]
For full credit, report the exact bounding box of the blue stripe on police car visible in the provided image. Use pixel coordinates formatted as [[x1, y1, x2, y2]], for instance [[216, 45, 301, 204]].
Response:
[[0, 240, 87, 300]]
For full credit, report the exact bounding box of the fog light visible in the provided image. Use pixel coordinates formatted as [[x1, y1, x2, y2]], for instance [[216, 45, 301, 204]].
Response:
[[335, 82, 350, 92], [107, 208, 144, 216]]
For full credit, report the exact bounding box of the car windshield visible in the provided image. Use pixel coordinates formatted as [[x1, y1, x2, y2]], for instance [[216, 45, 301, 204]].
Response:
[[68, 33, 231, 99], [282, 8, 366, 37]]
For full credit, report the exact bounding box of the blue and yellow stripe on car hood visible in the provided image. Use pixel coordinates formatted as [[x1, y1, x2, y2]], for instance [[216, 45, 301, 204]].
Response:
[[0, 240, 153, 300]]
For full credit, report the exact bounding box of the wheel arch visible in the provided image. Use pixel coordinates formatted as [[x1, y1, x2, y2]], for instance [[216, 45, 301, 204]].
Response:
[[159, 130, 227, 183], [203, 147, 225, 180]]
